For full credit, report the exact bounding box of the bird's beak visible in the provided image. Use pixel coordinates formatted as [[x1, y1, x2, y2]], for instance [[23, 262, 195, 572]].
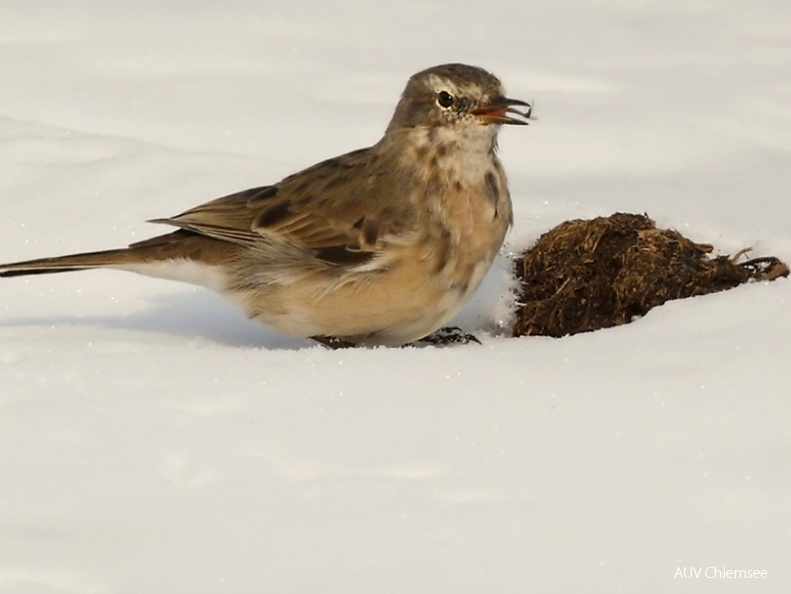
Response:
[[472, 97, 533, 125]]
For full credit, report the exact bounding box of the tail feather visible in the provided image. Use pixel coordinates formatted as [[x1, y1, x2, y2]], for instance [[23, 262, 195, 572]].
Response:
[[0, 248, 134, 277], [1, 230, 236, 287], [1, 230, 202, 278]]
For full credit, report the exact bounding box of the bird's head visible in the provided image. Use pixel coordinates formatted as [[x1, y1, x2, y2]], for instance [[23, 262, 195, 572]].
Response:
[[386, 63, 531, 135]]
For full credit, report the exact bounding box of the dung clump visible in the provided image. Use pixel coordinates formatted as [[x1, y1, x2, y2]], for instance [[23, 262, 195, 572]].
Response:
[[512, 213, 788, 337]]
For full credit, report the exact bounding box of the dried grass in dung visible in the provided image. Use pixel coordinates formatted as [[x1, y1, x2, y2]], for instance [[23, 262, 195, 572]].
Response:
[[512, 213, 788, 338]]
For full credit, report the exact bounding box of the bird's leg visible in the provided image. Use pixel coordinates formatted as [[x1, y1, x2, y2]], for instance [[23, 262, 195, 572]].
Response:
[[312, 327, 481, 349], [417, 327, 482, 346], [310, 335, 359, 349]]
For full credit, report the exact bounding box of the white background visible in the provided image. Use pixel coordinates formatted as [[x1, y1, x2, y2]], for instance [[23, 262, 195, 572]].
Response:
[[1, 1, 789, 592]]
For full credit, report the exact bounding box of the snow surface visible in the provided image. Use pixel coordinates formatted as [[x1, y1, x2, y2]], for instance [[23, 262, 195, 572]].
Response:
[[1, 1, 790, 592]]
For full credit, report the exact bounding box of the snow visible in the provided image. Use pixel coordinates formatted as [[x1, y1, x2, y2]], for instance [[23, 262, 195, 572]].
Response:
[[1, 1, 790, 592]]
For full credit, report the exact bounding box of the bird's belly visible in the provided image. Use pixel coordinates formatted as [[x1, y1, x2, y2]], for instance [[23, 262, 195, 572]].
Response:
[[244, 242, 496, 346]]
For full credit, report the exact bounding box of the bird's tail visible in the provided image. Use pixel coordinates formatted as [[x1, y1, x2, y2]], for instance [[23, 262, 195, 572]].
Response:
[[0, 248, 138, 277]]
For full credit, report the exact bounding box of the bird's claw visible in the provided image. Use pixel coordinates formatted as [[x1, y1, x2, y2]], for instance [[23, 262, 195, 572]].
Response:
[[417, 327, 482, 347]]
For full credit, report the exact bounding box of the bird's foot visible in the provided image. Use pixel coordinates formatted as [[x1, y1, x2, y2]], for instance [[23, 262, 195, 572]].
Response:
[[310, 335, 359, 349], [312, 327, 481, 349], [417, 327, 481, 347]]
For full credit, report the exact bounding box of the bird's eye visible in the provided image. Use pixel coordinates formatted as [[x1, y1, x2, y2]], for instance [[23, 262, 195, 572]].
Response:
[[437, 91, 454, 108]]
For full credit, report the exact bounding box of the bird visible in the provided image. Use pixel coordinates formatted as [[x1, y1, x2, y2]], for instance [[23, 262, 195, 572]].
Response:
[[0, 63, 531, 347]]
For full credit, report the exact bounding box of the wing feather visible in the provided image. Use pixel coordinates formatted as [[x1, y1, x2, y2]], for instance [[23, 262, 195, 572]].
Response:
[[147, 148, 416, 267]]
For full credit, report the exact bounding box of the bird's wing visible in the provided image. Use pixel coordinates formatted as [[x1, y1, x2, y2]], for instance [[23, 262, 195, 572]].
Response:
[[150, 148, 413, 266]]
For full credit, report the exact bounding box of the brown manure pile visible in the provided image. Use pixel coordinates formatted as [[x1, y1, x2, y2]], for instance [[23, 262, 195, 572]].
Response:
[[512, 213, 788, 338]]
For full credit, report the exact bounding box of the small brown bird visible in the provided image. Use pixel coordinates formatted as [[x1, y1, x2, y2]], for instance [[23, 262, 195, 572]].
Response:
[[0, 63, 531, 347]]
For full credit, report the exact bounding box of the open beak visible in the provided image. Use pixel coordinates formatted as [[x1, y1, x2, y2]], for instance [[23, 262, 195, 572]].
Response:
[[472, 97, 533, 125]]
